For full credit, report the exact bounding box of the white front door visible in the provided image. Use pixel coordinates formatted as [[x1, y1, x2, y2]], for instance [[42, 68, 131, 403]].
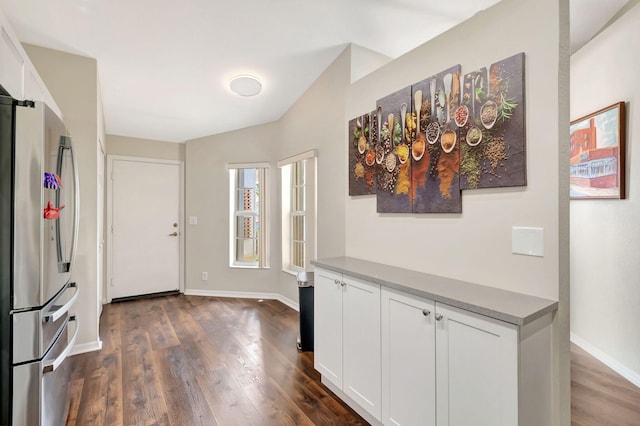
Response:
[[109, 157, 182, 300]]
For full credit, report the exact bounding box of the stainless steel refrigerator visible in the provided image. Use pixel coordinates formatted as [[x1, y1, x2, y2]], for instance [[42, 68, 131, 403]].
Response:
[[1, 88, 80, 426]]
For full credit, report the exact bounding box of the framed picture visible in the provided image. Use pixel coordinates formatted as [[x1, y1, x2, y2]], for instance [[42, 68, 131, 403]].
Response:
[[570, 102, 626, 199]]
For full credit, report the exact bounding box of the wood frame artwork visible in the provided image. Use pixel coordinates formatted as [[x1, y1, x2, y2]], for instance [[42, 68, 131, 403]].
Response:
[[570, 101, 626, 199]]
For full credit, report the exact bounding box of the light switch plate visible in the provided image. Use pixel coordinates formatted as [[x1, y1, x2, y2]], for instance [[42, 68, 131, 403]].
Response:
[[512, 227, 544, 257], [189, 216, 198, 225]]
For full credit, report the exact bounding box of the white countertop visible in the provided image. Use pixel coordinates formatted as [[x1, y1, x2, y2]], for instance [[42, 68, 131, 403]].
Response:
[[311, 256, 558, 326]]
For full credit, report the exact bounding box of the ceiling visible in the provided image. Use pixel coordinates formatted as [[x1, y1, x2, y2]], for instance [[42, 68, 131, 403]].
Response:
[[0, 0, 634, 143]]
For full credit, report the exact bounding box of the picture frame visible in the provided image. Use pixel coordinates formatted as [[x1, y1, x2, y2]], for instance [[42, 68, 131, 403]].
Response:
[[570, 101, 626, 199]]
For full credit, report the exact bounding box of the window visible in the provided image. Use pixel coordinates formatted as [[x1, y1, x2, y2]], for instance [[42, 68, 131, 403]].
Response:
[[279, 150, 317, 274], [228, 164, 269, 268]]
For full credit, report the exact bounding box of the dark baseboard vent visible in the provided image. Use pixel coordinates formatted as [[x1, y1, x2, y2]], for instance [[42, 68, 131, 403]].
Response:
[[111, 290, 180, 304]]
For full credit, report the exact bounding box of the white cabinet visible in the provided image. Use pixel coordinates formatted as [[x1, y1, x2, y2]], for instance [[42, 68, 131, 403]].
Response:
[[342, 275, 381, 419], [314, 268, 381, 421], [435, 303, 518, 426], [381, 288, 436, 426], [0, 9, 61, 117], [381, 292, 519, 426], [314, 268, 344, 386], [23, 67, 44, 103], [315, 263, 552, 426], [0, 25, 24, 97]]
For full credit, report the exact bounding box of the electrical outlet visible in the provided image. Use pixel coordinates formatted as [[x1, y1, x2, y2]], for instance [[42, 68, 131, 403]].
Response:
[[202, 272, 208, 281]]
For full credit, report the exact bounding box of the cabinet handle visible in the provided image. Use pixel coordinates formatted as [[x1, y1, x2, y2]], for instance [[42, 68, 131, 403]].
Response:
[[341, 281, 347, 287], [422, 309, 431, 317], [334, 279, 341, 285], [435, 313, 444, 321]]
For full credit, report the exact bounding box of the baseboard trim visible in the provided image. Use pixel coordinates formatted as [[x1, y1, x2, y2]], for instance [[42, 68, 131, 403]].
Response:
[[70, 340, 103, 356], [571, 332, 640, 388], [184, 289, 299, 311]]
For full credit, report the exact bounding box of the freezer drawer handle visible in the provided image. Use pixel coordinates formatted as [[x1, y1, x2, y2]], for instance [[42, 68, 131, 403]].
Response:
[[43, 282, 79, 323], [43, 315, 79, 374]]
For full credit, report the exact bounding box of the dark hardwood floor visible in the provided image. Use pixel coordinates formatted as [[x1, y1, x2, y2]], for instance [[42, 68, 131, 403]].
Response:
[[66, 294, 640, 426], [66, 295, 366, 426], [571, 343, 640, 426]]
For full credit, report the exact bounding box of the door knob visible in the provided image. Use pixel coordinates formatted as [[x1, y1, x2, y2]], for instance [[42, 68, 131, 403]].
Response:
[[169, 232, 178, 237]]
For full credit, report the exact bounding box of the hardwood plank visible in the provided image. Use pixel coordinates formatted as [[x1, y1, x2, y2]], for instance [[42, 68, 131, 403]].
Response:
[[240, 376, 315, 426], [571, 343, 640, 426], [154, 345, 219, 426], [63, 295, 369, 425], [194, 365, 264, 425], [73, 371, 109, 426], [143, 298, 180, 350], [121, 346, 168, 425], [65, 378, 84, 426], [69, 296, 640, 426]]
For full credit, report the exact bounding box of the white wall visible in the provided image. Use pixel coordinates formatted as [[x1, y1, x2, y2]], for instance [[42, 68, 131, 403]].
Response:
[[24, 44, 102, 352], [107, 134, 185, 161], [183, 46, 358, 304], [16, 0, 572, 417], [345, 0, 570, 422], [350, 44, 391, 83], [276, 47, 351, 302], [185, 123, 282, 297], [570, 2, 640, 385]]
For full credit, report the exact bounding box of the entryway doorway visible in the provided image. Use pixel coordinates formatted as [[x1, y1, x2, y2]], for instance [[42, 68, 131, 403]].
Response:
[[106, 156, 184, 301]]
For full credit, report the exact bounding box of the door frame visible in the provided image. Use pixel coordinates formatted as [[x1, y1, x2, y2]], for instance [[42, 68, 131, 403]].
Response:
[[98, 138, 105, 313], [106, 155, 185, 303]]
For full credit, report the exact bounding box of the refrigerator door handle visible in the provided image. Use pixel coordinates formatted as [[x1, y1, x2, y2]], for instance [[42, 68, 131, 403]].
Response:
[[43, 283, 78, 323], [55, 136, 79, 273], [43, 315, 78, 374]]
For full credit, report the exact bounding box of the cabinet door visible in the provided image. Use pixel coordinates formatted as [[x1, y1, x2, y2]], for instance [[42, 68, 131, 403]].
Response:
[[435, 303, 518, 426], [23, 68, 44, 102], [314, 268, 344, 387], [381, 288, 436, 426], [343, 276, 381, 420], [0, 25, 24, 98]]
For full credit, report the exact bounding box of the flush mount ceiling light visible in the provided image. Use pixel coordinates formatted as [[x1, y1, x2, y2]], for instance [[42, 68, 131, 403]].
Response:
[[229, 74, 263, 97]]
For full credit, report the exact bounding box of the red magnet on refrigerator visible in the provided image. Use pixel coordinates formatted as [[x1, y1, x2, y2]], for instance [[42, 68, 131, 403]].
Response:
[[43, 201, 65, 220]]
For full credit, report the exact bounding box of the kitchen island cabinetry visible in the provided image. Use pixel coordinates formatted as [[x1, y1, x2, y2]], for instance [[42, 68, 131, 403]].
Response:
[[312, 257, 557, 426]]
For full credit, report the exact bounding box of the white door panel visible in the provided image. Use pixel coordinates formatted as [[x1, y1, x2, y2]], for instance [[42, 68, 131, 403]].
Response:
[[342, 277, 381, 420], [381, 288, 436, 426], [314, 269, 343, 386], [110, 159, 181, 299], [435, 303, 518, 426]]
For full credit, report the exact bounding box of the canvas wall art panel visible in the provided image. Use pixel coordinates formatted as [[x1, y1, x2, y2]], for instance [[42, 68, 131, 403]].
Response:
[[348, 112, 377, 196], [376, 85, 412, 213], [411, 65, 462, 213], [459, 52, 526, 190]]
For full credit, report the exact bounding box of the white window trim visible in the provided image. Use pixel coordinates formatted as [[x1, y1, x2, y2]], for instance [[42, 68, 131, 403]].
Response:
[[228, 164, 270, 269], [279, 151, 317, 275], [277, 149, 318, 167]]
